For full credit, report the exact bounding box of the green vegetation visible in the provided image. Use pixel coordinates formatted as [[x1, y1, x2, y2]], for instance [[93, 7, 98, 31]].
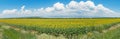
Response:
[[3, 29, 36, 39], [0, 18, 120, 39], [90, 26, 120, 39]]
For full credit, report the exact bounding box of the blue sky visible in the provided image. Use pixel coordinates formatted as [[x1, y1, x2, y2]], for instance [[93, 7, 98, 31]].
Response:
[[0, 0, 120, 18], [0, 0, 119, 12]]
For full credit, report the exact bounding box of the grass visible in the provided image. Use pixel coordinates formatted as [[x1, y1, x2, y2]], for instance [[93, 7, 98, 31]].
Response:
[[2, 29, 36, 39], [91, 27, 120, 39], [0, 18, 120, 39]]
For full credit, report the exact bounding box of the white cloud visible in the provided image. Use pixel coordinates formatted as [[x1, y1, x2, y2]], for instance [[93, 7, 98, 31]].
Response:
[[53, 2, 65, 10], [20, 6, 32, 14], [45, 7, 54, 13], [2, 9, 17, 14], [0, 1, 120, 18]]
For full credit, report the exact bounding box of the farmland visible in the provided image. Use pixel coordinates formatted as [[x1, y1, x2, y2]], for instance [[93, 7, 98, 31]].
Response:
[[0, 18, 120, 39]]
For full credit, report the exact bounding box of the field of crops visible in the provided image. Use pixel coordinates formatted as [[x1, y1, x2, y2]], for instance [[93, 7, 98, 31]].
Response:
[[0, 18, 120, 39], [0, 18, 120, 28]]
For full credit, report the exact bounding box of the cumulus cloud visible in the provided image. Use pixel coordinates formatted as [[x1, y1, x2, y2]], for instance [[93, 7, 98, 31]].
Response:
[[53, 2, 65, 10], [20, 6, 32, 14], [2, 9, 17, 14], [0, 1, 120, 18]]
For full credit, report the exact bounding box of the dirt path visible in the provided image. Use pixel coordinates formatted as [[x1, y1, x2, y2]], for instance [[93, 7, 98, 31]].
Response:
[[108, 24, 120, 30], [103, 23, 120, 33], [81, 23, 120, 39]]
